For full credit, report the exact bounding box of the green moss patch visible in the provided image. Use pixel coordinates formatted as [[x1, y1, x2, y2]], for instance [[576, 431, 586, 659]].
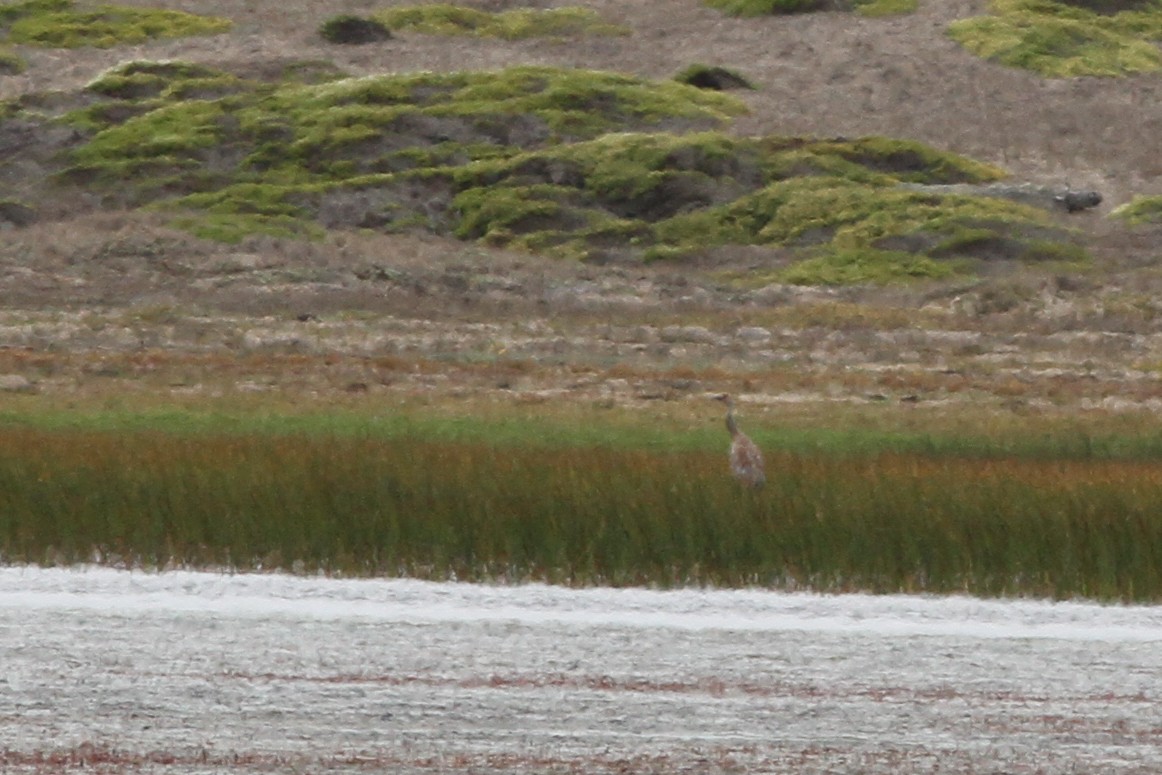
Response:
[[0, 0, 68, 24], [1111, 195, 1162, 224], [372, 4, 629, 39], [0, 44, 24, 73], [655, 177, 1083, 283], [704, 0, 917, 16], [948, 0, 1162, 77], [1, 0, 231, 48], [84, 60, 245, 102]]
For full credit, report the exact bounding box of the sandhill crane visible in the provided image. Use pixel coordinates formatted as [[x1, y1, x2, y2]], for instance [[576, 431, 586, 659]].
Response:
[[713, 393, 765, 489]]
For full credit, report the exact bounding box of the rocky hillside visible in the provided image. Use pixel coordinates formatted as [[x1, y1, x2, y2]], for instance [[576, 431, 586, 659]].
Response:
[[3, 1, 1160, 279], [1, 0, 1161, 412]]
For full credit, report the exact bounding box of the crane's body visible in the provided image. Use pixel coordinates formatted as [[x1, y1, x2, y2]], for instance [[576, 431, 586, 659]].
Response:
[[714, 394, 766, 489]]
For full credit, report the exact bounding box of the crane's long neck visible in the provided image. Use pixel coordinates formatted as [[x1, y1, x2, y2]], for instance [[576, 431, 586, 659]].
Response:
[[724, 403, 740, 438]]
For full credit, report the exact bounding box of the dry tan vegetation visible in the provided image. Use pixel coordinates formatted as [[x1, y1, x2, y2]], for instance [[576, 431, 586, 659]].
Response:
[[2, 0, 1162, 424]]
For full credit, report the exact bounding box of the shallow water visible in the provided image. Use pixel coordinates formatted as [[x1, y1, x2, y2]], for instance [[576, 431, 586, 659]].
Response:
[[2, 566, 1161, 773]]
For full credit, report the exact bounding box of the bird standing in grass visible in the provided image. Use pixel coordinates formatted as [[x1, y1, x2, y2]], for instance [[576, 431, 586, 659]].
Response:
[[714, 393, 766, 489]]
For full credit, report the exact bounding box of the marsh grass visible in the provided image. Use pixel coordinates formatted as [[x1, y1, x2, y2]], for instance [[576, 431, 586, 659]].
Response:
[[2, 410, 1162, 601]]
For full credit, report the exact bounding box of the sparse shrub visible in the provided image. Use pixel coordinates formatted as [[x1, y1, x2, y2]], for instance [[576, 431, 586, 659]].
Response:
[[972, 278, 1040, 314]]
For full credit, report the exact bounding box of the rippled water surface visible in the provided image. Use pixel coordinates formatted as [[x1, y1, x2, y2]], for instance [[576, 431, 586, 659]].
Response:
[[3, 566, 1161, 773]]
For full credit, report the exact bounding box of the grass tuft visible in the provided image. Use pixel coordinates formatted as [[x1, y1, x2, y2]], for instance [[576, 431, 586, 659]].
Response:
[[1111, 194, 1162, 225]]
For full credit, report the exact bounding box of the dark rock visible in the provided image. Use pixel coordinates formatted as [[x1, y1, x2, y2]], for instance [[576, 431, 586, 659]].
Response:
[[319, 15, 391, 45], [0, 200, 35, 228], [1056, 190, 1103, 213], [676, 65, 755, 91]]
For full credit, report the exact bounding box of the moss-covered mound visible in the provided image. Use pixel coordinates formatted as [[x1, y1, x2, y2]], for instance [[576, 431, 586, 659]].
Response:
[[1111, 195, 1162, 224], [0, 0, 231, 48], [704, 0, 918, 17], [948, 0, 1162, 77], [449, 132, 1083, 282], [1, 58, 1088, 283], [372, 4, 629, 39], [50, 62, 743, 241]]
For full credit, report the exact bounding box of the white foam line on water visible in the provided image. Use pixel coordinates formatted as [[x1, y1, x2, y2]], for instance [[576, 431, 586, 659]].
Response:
[[2, 565, 1161, 642]]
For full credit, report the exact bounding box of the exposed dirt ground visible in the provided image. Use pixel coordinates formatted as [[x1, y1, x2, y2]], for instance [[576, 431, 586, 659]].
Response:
[[2, 0, 1162, 418]]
